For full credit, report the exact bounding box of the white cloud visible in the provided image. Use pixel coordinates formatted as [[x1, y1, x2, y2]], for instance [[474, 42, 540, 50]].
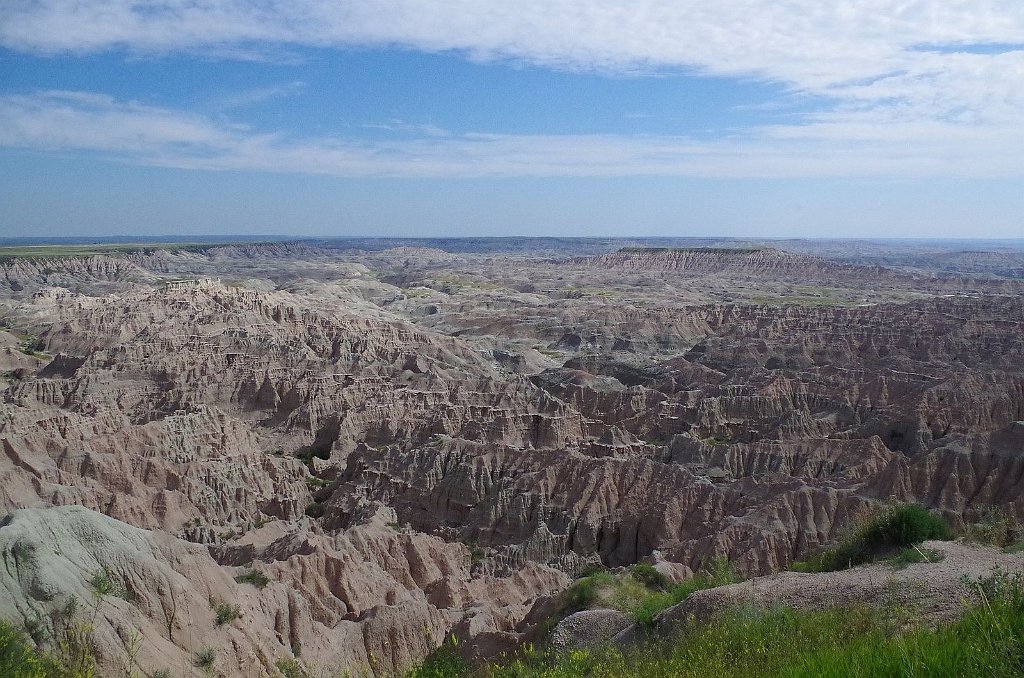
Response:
[[1, 90, 1021, 179], [1, 2, 1023, 178]]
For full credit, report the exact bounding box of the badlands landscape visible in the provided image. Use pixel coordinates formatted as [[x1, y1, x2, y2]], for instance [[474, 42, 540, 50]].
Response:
[[2, 237, 1024, 677]]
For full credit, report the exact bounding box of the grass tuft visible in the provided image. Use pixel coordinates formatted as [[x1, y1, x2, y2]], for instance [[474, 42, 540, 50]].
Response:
[[234, 569, 270, 589], [209, 597, 240, 626], [194, 647, 216, 669]]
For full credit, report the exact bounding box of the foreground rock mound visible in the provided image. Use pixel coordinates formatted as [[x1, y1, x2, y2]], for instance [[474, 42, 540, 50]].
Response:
[[658, 540, 1021, 629], [0, 505, 566, 676]]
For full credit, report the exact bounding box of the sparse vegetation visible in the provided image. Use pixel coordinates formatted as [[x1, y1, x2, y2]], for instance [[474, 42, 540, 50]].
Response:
[[304, 501, 325, 519], [194, 646, 217, 669], [234, 568, 271, 589], [887, 545, 944, 569], [209, 597, 240, 626], [276, 656, 311, 678], [791, 503, 953, 573], [0, 614, 98, 678], [406, 570, 1024, 677], [629, 564, 669, 591], [963, 506, 1018, 548], [11, 540, 37, 564], [407, 636, 470, 678], [554, 557, 737, 631], [89, 568, 127, 599]]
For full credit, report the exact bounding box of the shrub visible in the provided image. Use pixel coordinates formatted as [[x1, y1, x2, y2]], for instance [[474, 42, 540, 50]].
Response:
[[794, 504, 952, 572], [209, 597, 240, 626], [194, 647, 216, 669], [0, 620, 43, 677], [304, 502, 325, 519], [234, 569, 270, 589], [630, 564, 669, 591], [90, 568, 127, 598], [407, 637, 469, 678], [276, 656, 310, 678], [633, 556, 737, 628], [0, 618, 98, 678], [964, 507, 1018, 548], [574, 563, 606, 579], [559, 571, 615, 616]]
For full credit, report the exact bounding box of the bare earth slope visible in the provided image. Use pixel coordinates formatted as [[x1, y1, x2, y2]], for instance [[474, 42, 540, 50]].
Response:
[[1, 239, 1022, 675]]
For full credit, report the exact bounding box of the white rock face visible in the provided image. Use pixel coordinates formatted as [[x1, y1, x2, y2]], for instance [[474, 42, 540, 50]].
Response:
[[0, 505, 566, 677]]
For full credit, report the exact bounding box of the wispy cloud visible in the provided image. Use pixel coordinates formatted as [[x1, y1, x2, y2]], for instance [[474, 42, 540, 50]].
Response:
[[1, 90, 1021, 179], [1, 3, 1023, 178], [202, 81, 307, 113]]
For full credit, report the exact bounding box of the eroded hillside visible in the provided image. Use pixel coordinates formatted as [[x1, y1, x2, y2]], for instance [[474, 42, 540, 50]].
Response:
[[1, 239, 1022, 676]]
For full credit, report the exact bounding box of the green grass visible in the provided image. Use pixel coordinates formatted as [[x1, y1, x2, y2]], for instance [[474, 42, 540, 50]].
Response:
[[408, 638, 471, 678], [963, 506, 1018, 548], [552, 557, 737, 631], [275, 656, 311, 678], [209, 597, 240, 626], [194, 647, 217, 669], [234, 568, 271, 589], [791, 503, 953, 573], [631, 557, 737, 629], [629, 564, 669, 591], [887, 545, 945, 569], [407, 570, 1024, 678], [0, 618, 97, 678]]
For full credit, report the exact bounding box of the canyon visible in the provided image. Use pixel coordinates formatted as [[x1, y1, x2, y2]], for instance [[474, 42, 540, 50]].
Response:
[[1, 237, 1022, 676]]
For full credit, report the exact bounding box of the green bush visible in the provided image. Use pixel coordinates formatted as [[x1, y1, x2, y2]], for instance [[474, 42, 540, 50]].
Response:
[[794, 504, 952, 572], [573, 563, 606, 579], [559, 571, 615, 616], [0, 620, 44, 678], [0, 618, 97, 678], [194, 647, 217, 669], [89, 568, 127, 598], [964, 507, 1018, 547], [276, 656, 311, 678], [234, 569, 271, 589], [633, 556, 737, 628], [630, 564, 669, 591], [407, 637, 470, 678], [209, 597, 240, 626]]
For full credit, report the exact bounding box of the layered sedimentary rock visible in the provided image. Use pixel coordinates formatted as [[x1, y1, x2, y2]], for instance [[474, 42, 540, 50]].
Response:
[[1, 241, 1022, 675]]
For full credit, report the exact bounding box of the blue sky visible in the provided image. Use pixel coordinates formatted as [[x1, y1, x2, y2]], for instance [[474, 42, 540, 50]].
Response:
[[1, 2, 1022, 239]]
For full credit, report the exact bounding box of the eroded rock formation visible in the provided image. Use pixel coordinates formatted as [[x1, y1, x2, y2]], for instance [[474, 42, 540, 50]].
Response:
[[1, 240, 1022, 675]]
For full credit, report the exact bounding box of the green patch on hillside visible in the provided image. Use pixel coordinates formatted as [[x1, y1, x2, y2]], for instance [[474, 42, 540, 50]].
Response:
[[407, 569, 1024, 678], [791, 503, 953, 573]]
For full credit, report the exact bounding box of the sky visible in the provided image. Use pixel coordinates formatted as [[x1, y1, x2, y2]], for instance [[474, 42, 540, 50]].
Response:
[[1, 2, 1023, 239]]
